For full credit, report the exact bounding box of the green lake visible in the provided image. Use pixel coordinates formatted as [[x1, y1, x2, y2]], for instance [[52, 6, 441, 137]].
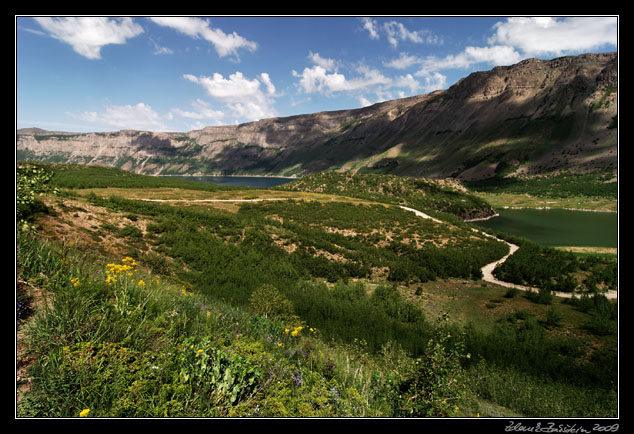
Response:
[[473, 208, 618, 248]]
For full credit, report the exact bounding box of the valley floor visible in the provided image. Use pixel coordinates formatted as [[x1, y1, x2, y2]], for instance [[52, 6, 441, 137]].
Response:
[[16, 171, 618, 418]]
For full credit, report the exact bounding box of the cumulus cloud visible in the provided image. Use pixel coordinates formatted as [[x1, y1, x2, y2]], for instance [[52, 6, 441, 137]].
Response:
[[182, 71, 277, 121], [149, 17, 257, 59], [417, 45, 523, 73], [34, 17, 144, 59], [489, 16, 617, 57], [70, 102, 170, 131], [414, 17, 616, 74], [381, 16, 616, 92], [416, 71, 448, 93], [293, 64, 392, 95], [293, 51, 426, 102]]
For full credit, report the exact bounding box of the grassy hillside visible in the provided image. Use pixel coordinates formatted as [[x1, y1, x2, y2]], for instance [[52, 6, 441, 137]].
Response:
[[16, 162, 618, 418], [276, 171, 496, 221]]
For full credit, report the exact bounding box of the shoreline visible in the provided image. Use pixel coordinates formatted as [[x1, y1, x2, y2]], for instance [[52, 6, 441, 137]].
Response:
[[156, 173, 299, 179], [499, 205, 617, 213], [464, 213, 499, 223], [402, 205, 618, 300]]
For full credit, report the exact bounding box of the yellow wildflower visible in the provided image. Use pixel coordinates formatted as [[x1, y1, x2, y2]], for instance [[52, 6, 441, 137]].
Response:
[[137, 280, 145, 287], [71, 277, 80, 287], [79, 409, 90, 417]]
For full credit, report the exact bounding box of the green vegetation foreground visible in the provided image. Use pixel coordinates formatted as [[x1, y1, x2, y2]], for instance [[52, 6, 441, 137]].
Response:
[[16, 163, 617, 418]]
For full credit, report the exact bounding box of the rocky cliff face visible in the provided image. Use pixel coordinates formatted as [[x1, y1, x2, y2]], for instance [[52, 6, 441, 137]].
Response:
[[17, 52, 617, 180]]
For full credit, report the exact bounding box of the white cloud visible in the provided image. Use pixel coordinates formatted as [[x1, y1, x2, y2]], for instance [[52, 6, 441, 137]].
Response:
[[392, 73, 421, 94], [384, 52, 421, 69], [149, 38, 173, 55], [293, 64, 392, 95], [416, 71, 448, 93], [360, 18, 442, 48], [416, 45, 523, 76], [384, 21, 422, 48], [359, 96, 373, 107], [361, 17, 379, 39], [259, 73, 276, 96], [308, 51, 337, 71], [293, 65, 344, 94], [170, 99, 225, 121], [34, 17, 143, 59], [149, 17, 257, 59], [388, 16, 616, 92], [70, 102, 170, 131], [293, 51, 421, 99], [489, 16, 617, 57], [183, 71, 277, 121], [463, 45, 524, 66]]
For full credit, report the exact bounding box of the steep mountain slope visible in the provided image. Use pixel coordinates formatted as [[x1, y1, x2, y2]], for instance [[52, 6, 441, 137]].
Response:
[[17, 52, 617, 180]]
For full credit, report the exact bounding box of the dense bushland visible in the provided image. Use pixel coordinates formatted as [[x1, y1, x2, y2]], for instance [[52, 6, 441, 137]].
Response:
[[16, 228, 480, 417], [277, 171, 496, 220], [16, 162, 618, 418], [84, 193, 507, 354], [493, 235, 617, 295], [465, 171, 617, 200], [40, 161, 236, 192]]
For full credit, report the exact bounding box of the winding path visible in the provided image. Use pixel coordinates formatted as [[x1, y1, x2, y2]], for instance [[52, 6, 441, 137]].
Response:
[[140, 198, 616, 300], [399, 206, 617, 300]]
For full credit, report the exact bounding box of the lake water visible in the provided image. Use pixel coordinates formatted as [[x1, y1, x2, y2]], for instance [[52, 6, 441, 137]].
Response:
[[177, 175, 295, 188], [473, 208, 618, 248]]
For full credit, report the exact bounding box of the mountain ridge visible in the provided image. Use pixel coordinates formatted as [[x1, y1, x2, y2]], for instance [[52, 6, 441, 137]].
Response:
[[17, 51, 617, 181]]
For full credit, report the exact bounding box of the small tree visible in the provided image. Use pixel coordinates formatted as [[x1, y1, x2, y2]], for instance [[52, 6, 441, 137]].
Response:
[[396, 313, 473, 417], [16, 163, 58, 232], [248, 284, 298, 324]]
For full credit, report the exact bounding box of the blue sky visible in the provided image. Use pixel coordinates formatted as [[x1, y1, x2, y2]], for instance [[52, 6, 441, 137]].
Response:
[[16, 16, 618, 133]]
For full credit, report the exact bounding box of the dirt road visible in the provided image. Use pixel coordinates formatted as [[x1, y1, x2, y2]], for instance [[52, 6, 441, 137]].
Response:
[[400, 206, 618, 300]]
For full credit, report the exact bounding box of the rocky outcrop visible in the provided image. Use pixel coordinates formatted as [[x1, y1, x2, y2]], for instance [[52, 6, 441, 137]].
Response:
[[17, 52, 617, 180]]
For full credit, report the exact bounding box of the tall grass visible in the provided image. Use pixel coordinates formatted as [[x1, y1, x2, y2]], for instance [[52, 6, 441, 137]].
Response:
[[16, 229, 415, 417], [467, 361, 617, 418], [16, 163, 618, 418]]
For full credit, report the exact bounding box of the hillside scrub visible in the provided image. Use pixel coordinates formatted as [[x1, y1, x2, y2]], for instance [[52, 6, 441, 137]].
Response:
[[16, 228, 482, 417], [83, 193, 508, 315], [276, 172, 496, 221], [465, 171, 617, 200], [16, 163, 618, 418], [492, 235, 617, 296]]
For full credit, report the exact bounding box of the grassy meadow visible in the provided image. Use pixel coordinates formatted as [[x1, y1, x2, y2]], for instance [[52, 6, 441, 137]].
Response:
[[16, 162, 618, 419]]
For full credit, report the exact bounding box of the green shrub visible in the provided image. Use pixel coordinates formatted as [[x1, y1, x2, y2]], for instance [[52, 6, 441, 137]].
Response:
[[395, 314, 473, 417], [249, 284, 299, 325]]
